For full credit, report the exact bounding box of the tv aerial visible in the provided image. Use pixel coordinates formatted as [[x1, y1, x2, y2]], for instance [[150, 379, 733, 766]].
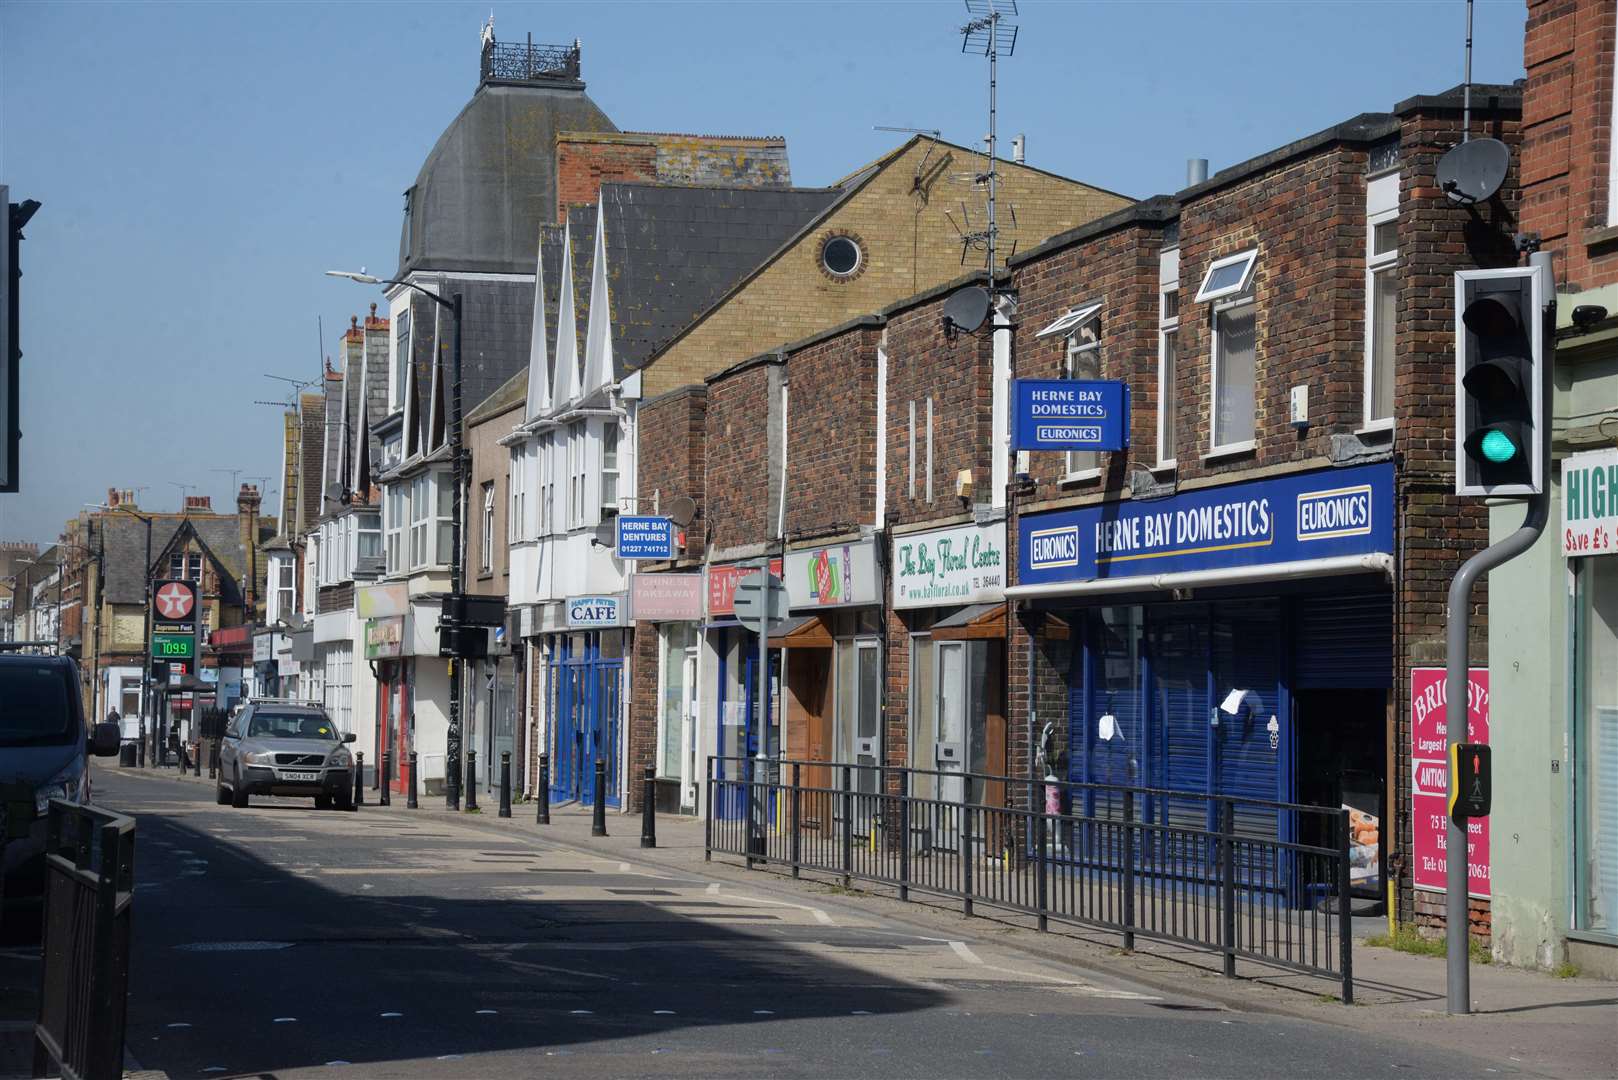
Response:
[[952, 0, 1019, 274], [1436, 0, 1509, 206]]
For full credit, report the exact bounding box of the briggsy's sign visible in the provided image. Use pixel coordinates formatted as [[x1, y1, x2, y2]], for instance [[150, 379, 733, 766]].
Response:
[[893, 523, 1006, 609]]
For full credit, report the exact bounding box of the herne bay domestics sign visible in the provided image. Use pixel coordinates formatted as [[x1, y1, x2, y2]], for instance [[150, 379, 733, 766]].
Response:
[[1012, 379, 1130, 452]]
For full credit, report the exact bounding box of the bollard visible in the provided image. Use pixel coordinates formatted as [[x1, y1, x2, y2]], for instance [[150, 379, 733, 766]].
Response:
[[354, 752, 365, 807], [466, 750, 479, 811], [537, 754, 550, 824], [407, 751, 419, 809], [380, 751, 392, 806], [499, 751, 512, 818], [192, 741, 201, 776], [208, 739, 219, 780], [591, 759, 607, 837], [640, 765, 656, 849]]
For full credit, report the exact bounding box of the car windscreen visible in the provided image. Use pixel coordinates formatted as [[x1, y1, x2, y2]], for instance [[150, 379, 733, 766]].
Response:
[[246, 711, 339, 741], [0, 663, 77, 747]]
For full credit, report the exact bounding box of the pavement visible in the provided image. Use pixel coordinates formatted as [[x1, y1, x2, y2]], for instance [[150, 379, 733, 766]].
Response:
[[4, 762, 1615, 1078]]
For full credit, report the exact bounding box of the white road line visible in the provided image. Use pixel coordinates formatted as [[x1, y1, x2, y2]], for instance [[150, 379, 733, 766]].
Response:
[[705, 882, 721, 895], [706, 886, 834, 925], [949, 941, 983, 965]]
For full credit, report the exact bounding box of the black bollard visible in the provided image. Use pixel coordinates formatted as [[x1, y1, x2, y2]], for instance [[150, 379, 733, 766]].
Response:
[[466, 750, 479, 811], [537, 754, 550, 824], [380, 751, 391, 806], [208, 739, 218, 780], [591, 759, 608, 837], [499, 751, 512, 818], [407, 751, 419, 809], [641, 765, 657, 849], [194, 741, 201, 777], [354, 752, 365, 807]]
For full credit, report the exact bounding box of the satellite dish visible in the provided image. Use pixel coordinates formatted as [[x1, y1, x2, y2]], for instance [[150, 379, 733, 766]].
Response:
[[667, 495, 697, 529], [1436, 137, 1510, 205], [591, 521, 617, 549], [325, 481, 344, 501], [942, 286, 991, 334]]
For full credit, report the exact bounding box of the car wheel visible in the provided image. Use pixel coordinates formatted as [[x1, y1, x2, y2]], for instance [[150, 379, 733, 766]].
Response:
[[215, 778, 230, 806], [335, 786, 354, 813], [315, 795, 333, 811], [231, 769, 249, 808]]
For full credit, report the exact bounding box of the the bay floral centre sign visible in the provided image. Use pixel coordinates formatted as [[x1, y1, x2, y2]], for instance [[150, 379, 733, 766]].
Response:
[[893, 522, 1007, 609]]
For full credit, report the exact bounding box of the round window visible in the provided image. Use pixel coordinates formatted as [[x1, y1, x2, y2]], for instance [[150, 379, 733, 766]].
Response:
[[821, 235, 862, 277]]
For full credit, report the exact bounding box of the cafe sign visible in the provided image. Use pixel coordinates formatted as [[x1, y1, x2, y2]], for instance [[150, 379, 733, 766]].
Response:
[[364, 615, 404, 660], [567, 594, 625, 628], [1563, 448, 1618, 558], [893, 522, 1007, 609]]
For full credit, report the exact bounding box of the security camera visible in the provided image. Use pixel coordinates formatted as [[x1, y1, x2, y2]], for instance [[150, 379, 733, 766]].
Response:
[[1572, 304, 1608, 330]]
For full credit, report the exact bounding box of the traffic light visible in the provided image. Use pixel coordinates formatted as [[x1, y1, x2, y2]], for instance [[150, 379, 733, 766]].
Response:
[[1454, 267, 1545, 496], [2, 188, 41, 494]]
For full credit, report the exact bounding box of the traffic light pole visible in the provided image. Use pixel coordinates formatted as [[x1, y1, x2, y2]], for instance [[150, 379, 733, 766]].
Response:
[[1442, 251, 1554, 1015]]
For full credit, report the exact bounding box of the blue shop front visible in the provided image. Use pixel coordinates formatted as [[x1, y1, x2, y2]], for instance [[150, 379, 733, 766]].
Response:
[[1010, 463, 1395, 892]]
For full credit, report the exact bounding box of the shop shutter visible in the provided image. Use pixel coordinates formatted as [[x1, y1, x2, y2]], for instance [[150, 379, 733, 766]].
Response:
[[1212, 600, 1281, 840], [1293, 592, 1393, 689], [1148, 606, 1211, 829]]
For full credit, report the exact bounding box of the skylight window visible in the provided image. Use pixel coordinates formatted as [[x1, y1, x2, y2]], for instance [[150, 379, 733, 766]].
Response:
[[1194, 249, 1259, 303], [1034, 301, 1102, 339]]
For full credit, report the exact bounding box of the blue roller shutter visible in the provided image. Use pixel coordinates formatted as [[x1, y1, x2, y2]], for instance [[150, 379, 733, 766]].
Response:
[[1293, 592, 1393, 689], [1211, 600, 1281, 840]]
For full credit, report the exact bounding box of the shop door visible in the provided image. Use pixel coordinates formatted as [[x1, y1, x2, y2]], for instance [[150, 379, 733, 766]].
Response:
[[837, 640, 881, 834], [935, 642, 968, 806], [549, 635, 622, 808], [787, 649, 834, 793], [680, 650, 699, 811]]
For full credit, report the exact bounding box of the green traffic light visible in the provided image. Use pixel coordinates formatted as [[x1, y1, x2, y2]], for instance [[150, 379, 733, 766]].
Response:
[[1480, 429, 1518, 463]]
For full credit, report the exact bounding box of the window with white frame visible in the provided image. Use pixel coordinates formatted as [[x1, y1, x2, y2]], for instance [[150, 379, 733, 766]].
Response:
[[508, 447, 522, 543], [169, 552, 203, 583], [409, 474, 429, 568], [601, 420, 620, 516], [384, 484, 404, 574], [1199, 250, 1259, 452], [1063, 315, 1102, 477], [436, 472, 454, 565], [1157, 248, 1180, 467], [356, 511, 381, 564], [392, 307, 411, 412], [1364, 174, 1399, 428], [568, 421, 587, 528], [270, 556, 295, 623], [480, 482, 495, 573], [539, 434, 555, 536]]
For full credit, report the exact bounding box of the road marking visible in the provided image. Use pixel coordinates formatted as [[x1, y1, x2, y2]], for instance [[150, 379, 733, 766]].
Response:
[[753, 1009, 774, 1015], [475, 1009, 498, 1015], [380, 1012, 403, 1018], [705, 883, 721, 895], [617, 861, 632, 872], [273, 1017, 298, 1023], [949, 941, 982, 965], [653, 1010, 676, 1015], [165, 1022, 191, 1029], [706, 887, 833, 925], [569, 1009, 593, 1015], [325, 1061, 352, 1066], [851, 1010, 872, 1015], [174, 941, 293, 952]]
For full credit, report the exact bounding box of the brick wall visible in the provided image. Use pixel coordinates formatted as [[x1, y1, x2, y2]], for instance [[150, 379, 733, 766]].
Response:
[[466, 399, 521, 594], [627, 626, 657, 813], [555, 131, 792, 224], [1522, 0, 1618, 291], [704, 360, 778, 556], [783, 324, 880, 540], [636, 385, 708, 560], [556, 137, 657, 222]]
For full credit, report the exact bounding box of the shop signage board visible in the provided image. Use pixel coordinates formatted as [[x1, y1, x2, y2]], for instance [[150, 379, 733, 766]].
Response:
[[152, 580, 197, 624], [252, 634, 273, 664], [784, 539, 882, 610], [1012, 379, 1130, 452], [1018, 462, 1394, 586], [1410, 666, 1491, 898], [616, 515, 676, 560], [357, 581, 409, 619], [365, 615, 405, 660], [707, 559, 782, 617], [631, 573, 704, 622], [151, 632, 195, 661], [1563, 448, 1618, 557], [566, 594, 625, 628], [893, 522, 1007, 608]]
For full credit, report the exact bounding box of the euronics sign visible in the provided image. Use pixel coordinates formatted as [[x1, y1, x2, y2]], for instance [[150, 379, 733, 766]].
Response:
[[1012, 379, 1129, 452]]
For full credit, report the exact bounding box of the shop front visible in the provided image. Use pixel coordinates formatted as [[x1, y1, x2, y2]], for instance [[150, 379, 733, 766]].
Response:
[[633, 572, 705, 813], [547, 594, 626, 808], [1010, 463, 1396, 886], [705, 560, 782, 820], [893, 520, 1009, 810]]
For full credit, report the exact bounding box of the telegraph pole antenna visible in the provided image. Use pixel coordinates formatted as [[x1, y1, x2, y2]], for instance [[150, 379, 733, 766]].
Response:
[[959, 0, 1018, 279]]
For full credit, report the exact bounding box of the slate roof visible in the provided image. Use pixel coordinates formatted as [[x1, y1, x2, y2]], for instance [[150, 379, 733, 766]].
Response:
[[397, 83, 616, 278], [599, 183, 841, 376], [98, 513, 271, 607], [567, 204, 597, 368], [467, 368, 528, 425]]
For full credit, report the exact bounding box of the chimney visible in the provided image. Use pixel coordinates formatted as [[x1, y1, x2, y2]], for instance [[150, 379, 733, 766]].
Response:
[[1187, 158, 1209, 186], [1011, 134, 1025, 165], [184, 495, 212, 512], [237, 484, 262, 615]]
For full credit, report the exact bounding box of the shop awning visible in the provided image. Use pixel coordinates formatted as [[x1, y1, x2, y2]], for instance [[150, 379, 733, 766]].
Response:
[[768, 615, 834, 648], [930, 603, 1006, 641], [1005, 553, 1394, 602]]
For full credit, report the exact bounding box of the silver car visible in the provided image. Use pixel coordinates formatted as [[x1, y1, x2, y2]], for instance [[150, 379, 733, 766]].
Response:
[[216, 701, 356, 811]]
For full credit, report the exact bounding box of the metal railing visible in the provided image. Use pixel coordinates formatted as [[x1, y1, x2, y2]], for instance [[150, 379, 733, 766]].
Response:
[[33, 800, 136, 1080], [706, 757, 1353, 1002], [480, 40, 580, 83]]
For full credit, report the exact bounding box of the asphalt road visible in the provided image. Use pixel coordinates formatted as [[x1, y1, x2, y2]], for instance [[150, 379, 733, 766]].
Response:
[[97, 771, 1523, 1079]]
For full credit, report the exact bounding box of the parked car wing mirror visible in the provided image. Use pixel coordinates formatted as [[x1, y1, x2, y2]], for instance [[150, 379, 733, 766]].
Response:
[[342, 732, 357, 744], [91, 722, 122, 758]]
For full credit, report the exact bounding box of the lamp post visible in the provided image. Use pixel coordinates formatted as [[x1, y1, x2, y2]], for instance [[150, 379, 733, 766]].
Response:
[[327, 270, 465, 810]]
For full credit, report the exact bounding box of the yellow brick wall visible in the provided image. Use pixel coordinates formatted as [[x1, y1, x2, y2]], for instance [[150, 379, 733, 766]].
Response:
[[110, 609, 147, 651], [645, 140, 1130, 396]]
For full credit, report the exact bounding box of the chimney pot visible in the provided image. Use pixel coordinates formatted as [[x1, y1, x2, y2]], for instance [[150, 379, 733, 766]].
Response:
[[1187, 158, 1210, 186]]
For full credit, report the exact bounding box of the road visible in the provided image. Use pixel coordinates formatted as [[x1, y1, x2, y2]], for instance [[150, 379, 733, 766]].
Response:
[[98, 770, 1523, 1079]]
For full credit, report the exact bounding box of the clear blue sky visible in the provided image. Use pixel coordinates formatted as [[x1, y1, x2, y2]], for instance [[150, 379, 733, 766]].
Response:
[[0, 0, 1525, 546]]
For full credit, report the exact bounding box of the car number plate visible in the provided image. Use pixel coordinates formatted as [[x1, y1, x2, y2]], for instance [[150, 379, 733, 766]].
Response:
[[280, 770, 320, 782]]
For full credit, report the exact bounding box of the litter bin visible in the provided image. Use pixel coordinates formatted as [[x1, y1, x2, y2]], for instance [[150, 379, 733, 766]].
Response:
[[119, 742, 137, 767]]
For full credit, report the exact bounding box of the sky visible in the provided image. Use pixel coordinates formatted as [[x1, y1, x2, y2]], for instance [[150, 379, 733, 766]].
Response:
[[0, 0, 1526, 547]]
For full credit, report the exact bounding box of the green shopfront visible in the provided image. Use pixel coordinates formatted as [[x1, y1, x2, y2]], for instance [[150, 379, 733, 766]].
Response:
[[1011, 463, 1396, 892]]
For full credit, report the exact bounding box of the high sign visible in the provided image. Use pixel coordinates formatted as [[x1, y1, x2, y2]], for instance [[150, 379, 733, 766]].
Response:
[[1410, 667, 1491, 898], [152, 579, 197, 624], [784, 540, 881, 610], [567, 594, 624, 628], [1018, 463, 1393, 586], [1012, 379, 1130, 453], [616, 516, 676, 560], [631, 573, 704, 622], [893, 522, 1006, 609], [708, 560, 782, 617], [1563, 448, 1618, 558]]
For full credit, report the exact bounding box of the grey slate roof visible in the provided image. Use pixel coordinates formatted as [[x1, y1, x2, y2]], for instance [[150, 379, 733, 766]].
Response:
[[98, 513, 270, 606], [599, 183, 841, 376], [566, 205, 597, 370], [397, 83, 616, 278]]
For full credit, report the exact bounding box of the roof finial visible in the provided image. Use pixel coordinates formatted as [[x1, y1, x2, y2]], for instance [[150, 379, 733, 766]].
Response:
[[481, 11, 495, 48]]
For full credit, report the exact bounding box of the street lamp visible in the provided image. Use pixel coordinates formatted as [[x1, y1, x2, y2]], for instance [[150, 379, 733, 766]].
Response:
[[327, 269, 466, 811], [92, 502, 156, 767]]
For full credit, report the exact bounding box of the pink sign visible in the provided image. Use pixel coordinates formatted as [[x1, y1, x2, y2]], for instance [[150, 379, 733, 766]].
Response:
[[706, 560, 782, 617], [631, 573, 704, 622], [1409, 667, 1490, 898]]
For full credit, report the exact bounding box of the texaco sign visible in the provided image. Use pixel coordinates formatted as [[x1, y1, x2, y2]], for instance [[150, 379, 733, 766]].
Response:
[[152, 579, 198, 624]]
